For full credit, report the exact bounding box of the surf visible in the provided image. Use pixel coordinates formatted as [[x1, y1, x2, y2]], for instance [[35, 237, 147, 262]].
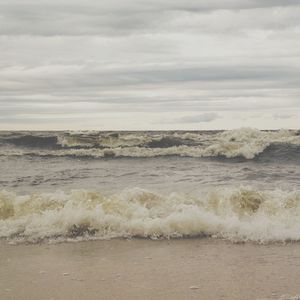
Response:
[[1, 186, 300, 244]]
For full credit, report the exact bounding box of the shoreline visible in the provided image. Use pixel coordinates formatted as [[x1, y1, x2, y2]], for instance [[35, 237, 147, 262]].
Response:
[[1, 238, 300, 300]]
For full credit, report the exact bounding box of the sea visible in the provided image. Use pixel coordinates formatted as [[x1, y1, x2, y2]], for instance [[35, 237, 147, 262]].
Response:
[[1, 128, 300, 244]]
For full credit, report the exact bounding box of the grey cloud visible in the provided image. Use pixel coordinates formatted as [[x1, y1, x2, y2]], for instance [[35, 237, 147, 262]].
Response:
[[0, 0, 300, 129], [1, 1, 300, 36], [176, 113, 220, 123], [1, 64, 300, 95]]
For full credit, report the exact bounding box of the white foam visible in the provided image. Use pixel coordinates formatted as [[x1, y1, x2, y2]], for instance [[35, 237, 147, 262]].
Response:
[[1, 186, 300, 243]]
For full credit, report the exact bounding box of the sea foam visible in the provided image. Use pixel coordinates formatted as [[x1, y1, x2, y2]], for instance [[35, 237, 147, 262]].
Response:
[[1, 186, 300, 243]]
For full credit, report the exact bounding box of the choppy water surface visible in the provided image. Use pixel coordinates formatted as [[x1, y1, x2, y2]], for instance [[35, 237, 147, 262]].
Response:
[[0, 128, 300, 243]]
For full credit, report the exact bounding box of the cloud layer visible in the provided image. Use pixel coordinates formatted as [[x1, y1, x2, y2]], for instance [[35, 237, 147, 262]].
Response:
[[0, 0, 300, 129]]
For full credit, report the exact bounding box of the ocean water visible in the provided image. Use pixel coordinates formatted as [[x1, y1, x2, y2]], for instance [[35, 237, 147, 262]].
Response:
[[0, 128, 300, 243]]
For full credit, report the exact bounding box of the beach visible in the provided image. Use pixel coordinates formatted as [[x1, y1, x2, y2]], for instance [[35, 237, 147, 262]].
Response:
[[1, 239, 300, 300], [2, 0, 300, 297], [1, 129, 300, 299]]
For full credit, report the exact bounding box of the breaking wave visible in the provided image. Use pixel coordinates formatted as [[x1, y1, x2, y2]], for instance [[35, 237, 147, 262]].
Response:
[[0, 128, 299, 160], [1, 186, 300, 244]]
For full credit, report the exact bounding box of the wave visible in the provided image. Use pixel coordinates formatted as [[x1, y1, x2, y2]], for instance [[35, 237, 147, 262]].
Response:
[[255, 143, 300, 163], [1, 186, 300, 244], [6, 135, 60, 149], [0, 128, 299, 160], [0, 141, 299, 163]]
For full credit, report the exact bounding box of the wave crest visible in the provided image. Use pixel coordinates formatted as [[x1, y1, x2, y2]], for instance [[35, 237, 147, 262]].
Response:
[[0, 128, 299, 160], [1, 186, 300, 243]]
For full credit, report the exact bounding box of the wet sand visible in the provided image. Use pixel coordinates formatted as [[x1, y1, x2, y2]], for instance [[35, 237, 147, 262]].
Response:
[[1, 239, 300, 300]]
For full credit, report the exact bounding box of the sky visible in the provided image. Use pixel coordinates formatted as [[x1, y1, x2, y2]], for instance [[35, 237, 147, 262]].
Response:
[[0, 0, 300, 130]]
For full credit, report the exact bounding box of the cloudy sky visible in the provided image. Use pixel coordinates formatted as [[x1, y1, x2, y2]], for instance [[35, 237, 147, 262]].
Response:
[[1, 0, 300, 130]]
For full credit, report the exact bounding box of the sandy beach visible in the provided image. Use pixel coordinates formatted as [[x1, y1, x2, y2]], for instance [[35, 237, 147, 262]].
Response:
[[1, 239, 300, 300]]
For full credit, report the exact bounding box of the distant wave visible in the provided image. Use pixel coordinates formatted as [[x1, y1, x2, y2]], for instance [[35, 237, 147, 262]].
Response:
[[3, 135, 59, 149], [255, 143, 300, 163], [1, 186, 300, 243], [0, 128, 299, 160]]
